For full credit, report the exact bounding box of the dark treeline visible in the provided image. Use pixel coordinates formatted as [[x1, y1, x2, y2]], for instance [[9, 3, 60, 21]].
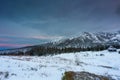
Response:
[[22, 44, 120, 56], [1, 44, 120, 56]]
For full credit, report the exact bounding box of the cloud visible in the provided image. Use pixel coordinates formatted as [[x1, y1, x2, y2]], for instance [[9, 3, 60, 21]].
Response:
[[1, 0, 120, 49], [0, 38, 10, 41], [29, 35, 64, 41], [116, 5, 120, 15], [0, 43, 31, 48]]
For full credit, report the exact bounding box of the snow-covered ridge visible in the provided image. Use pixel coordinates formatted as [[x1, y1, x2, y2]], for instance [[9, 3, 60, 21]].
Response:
[[45, 31, 120, 48]]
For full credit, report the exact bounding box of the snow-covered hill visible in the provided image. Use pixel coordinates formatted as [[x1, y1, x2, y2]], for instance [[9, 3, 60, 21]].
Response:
[[0, 50, 120, 80], [0, 47, 31, 55]]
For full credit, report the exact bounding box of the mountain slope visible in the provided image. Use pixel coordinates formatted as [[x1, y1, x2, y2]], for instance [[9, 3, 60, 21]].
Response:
[[41, 31, 120, 48]]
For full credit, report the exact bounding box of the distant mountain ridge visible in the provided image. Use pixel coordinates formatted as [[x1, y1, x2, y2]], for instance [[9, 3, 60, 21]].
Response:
[[41, 31, 120, 48], [1, 31, 120, 55]]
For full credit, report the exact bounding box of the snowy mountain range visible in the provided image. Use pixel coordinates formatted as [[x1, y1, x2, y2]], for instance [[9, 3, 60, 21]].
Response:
[[41, 31, 120, 48], [1, 31, 120, 54]]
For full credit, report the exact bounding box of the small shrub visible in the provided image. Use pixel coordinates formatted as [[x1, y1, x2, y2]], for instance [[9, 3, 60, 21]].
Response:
[[118, 51, 120, 54], [0, 71, 9, 79], [62, 71, 75, 80], [100, 54, 104, 56], [4, 72, 9, 78], [31, 67, 37, 71], [11, 73, 17, 76]]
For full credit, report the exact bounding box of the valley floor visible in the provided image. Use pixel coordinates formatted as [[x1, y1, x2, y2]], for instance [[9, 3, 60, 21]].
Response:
[[0, 50, 120, 80]]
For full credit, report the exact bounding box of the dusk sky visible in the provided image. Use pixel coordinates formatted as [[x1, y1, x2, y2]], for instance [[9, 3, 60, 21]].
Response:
[[0, 0, 120, 49]]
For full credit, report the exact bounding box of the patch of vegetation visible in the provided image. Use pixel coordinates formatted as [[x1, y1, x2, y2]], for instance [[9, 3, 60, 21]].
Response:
[[1, 44, 120, 56], [100, 54, 104, 56], [0, 71, 9, 79], [30, 67, 37, 71], [118, 51, 120, 54], [62, 71, 75, 80], [4, 72, 9, 78], [62, 71, 113, 80]]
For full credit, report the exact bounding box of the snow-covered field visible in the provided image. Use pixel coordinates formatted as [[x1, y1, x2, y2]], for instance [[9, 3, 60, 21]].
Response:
[[0, 50, 120, 80]]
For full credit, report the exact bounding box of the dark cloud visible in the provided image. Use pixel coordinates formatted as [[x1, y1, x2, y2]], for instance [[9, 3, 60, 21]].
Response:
[[0, 0, 120, 48], [116, 5, 120, 15]]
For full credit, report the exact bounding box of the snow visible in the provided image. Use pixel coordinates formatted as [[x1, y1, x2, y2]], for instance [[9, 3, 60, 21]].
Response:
[[0, 50, 120, 80], [112, 34, 120, 40]]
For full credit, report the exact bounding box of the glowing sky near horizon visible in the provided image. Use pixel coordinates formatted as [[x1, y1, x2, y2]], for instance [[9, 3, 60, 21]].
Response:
[[0, 0, 120, 49]]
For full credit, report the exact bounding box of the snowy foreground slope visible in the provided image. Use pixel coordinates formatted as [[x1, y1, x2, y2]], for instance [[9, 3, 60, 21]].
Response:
[[0, 50, 120, 80]]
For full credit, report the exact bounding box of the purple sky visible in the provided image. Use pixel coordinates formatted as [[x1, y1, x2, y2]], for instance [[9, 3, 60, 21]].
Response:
[[0, 0, 120, 49]]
